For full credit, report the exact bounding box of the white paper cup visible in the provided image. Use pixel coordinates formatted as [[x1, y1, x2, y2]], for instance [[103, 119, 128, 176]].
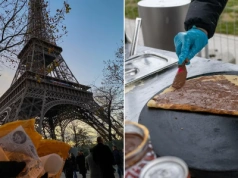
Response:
[[40, 153, 63, 176]]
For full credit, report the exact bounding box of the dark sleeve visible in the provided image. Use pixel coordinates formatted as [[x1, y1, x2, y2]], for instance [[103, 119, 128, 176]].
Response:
[[113, 150, 121, 165], [92, 146, 99, 164], [105, 146, 115, 165], [72, 157, 77, 170], [0, 161, 26, 177], [184, 0, 227, 38], [64, 159, 69, 170], [119, 150, 123, 165], [85, 157, 89, 170], [83, 156, 86, 168]]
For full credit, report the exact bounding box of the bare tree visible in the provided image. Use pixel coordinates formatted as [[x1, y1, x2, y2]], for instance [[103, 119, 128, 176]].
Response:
[[93, 41, 124, 141], [102, 41, 123, 85], [42, 127, 49, 139], [94, 85, 123, 141], [0, 0, 71, 67], [65, 121, 93, 147]]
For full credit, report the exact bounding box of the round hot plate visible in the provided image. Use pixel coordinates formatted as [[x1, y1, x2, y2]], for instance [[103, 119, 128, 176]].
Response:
[[139, 71, 238, 178]]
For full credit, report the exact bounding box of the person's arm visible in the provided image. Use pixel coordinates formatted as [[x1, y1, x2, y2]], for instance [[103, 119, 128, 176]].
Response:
[[105, 146, 115, 165], [85, 158, 89, 171], [114, 151, 121, 165], [184, 0, 227, 39], [174, 0, 227, 65]]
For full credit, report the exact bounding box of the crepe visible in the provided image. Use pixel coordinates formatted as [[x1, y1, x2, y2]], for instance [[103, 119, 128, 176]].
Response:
[[147, 75, 238, 116]]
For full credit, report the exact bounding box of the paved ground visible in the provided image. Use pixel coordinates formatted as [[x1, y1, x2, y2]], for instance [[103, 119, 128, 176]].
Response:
[[60, 171, 120, 178]]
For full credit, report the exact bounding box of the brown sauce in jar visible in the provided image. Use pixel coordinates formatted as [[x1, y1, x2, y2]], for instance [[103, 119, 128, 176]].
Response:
[[125, 133, 143, 155]]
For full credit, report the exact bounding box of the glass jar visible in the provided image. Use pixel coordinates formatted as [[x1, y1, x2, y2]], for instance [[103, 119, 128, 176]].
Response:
[[125, 121, 157, 178]]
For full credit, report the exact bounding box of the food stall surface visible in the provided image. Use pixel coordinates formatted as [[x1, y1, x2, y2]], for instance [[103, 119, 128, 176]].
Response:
[[125, 44, 238, 122], [125, 44, 238, 178]]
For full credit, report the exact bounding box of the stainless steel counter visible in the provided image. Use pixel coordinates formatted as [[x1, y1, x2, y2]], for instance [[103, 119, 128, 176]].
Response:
[[125, 44, 238, 122]]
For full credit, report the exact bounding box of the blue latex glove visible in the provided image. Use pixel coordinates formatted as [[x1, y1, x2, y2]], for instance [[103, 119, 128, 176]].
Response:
[[174, 26, 208, 65]]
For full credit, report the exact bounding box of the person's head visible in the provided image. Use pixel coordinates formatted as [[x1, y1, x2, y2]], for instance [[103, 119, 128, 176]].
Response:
[[78, 150, 84, 155], [97, 136, 103, 144], [112, 145, 117, 150]]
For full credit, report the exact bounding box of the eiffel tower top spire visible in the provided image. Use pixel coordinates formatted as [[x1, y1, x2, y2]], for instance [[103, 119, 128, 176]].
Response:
[[26, 0, 54, 43], [11, 0, 85, 90]]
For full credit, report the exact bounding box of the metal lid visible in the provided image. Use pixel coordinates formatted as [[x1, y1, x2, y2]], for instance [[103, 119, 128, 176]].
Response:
[[138, 0, 190, 8], [139, 156, 188, 178]]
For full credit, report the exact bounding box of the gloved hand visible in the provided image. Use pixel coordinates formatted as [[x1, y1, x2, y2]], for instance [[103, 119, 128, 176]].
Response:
[[0, 161, 26, 178], [174, 26, 208, 65]]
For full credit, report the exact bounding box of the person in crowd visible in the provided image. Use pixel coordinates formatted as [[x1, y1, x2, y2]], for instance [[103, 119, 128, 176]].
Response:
[[86, 148, 103, 178], [92, 136, 115, 178], [64, 153, 76, 178], [112, 145, 123, 178], [70, 153, 77, 178], [76, 151, 87, 178], [174, 0, 227, 65]]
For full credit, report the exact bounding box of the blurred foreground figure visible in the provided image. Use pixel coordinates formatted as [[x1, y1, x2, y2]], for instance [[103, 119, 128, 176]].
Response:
[[92, 137, 115, 178], [64, 153, 76, 178], [112, 145, 123, 178], [86, 148, 103, 178], [76, 151, 87, 178], [0, 161, 26, 178]]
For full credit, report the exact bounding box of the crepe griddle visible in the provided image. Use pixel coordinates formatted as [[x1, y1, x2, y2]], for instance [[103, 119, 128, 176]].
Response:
[[139, 71, 238, 178]]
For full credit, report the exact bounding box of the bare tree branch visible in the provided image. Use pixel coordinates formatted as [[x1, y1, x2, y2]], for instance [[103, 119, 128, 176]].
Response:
[[92, 41, 124, 141], [0, 0, 71, 70]]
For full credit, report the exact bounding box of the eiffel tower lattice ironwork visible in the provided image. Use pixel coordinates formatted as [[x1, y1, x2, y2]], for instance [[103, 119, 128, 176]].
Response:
[[0, 0, 123, 140]]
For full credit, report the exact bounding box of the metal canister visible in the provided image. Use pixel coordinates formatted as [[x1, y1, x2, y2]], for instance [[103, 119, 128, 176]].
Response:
[[139, 156, 190, 178], [125, 121, 157, 178]]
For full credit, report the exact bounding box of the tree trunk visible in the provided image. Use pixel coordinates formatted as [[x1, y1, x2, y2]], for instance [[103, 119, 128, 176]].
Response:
[[42, 127, 48, 139], [61, 129, 65, 142], [108, 100, 112, 142], [48, 117, 56, 139]]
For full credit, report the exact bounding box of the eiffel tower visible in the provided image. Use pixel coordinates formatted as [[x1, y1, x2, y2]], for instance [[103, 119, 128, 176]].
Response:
[[0, 0, 123, 140]]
